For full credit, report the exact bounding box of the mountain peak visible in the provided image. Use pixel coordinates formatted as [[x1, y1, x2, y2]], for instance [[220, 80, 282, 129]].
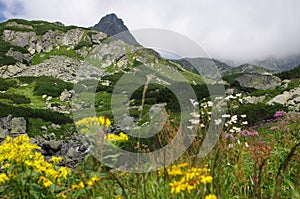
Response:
[[93, 13, 139, 46]]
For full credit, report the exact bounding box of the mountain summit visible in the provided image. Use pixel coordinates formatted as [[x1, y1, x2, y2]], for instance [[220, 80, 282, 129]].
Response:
[[92, 13, 139, 46]]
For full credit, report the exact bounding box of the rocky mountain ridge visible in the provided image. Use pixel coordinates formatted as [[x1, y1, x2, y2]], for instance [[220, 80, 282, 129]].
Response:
[[92, 13, 139, 46]]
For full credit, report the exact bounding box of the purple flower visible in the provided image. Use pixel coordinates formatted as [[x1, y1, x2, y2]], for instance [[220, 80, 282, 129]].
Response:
[[250, 131, 259, 137], [239, 130, 259, 137], [274, 110, 286, 118], [240, 130, 250, 137], [225, 134, 235, 139]]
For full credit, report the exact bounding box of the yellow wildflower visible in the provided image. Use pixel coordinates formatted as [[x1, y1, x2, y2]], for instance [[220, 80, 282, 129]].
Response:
[[116, 195, 122, 199], [38, 176, 52, 187], [72, 181, 85, 189], [0, 173, 9, 184], [105, 133, 128, 142], [200, 176, 213, 184], [50, 156, 63, 164], [205, 194, 217, 199], [86, 175, 100, 186], [59, 167, 70, 179], [169, 180, 185, 194]]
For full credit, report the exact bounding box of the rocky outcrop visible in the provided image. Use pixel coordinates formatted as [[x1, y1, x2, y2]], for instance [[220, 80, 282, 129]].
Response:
[[235, 74, 281, 90], [5, 21, 33, 29], [0, 115, 26, 139], [31, 132, 91, 167], [0, 56, 105, 82], [92, 13, 139, 46], [3, 30, 37, 48], [2, 28, 108, 56], [242, 96, 266, 104], [225, 64, 273, 76], [267, 87, 300, 111], [60, 89, 74, 102]]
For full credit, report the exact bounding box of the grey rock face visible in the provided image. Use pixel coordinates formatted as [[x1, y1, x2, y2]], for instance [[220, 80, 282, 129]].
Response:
[[41, 30, 56, 52], [10, 117, 27, 134], [5, 56, 104, 82], [3, 30, 37, 48], [235, 74, 281, 90], [0, 115, 26, 139], [60, 89, 72, 102], [90, 31, 107, 44], [59, 28, 84, 47], [6, 49, 24, 62], [267, 87, 300, 111], [242, 96, 266, 104], [93, 13, 139, 46]]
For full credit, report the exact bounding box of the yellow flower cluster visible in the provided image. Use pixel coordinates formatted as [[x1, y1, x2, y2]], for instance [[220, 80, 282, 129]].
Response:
[[76, 116, 111, 128], [163, 163, 214, 194], [72, 175, 100, 189], [0, 135, 70, 187], [105, 132, 129, 142]]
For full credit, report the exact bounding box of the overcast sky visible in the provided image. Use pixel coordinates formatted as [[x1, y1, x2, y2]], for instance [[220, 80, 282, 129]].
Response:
[[0, 0, 299, 63]]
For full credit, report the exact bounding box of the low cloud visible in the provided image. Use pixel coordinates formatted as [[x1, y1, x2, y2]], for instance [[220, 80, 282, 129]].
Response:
[[1, 0, 300, 62]]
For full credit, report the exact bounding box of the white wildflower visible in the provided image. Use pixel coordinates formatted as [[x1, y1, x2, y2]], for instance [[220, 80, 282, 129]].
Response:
[[207, 101, 213, 107], [245, 142, 249, 148], [222, 114, 231, 118], [187, 126, 194, 130], [190, 112, 200, 118], [214, 119, 222, 125], [189, 119, 200, 124]]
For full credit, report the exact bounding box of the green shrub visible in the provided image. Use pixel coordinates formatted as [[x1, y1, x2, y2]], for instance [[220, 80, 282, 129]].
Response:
[[250, 86, 282, 97], [0, 55, 17, 65], [0, 40, 29, 65], [285, 79, 300, 90], [1, 19, 89, 36], [233, 103, 288, 125], [30, 47, 81, 65], [0, 93, 30, 104], [0, 102, 72, 124], [222, 73, 243, 87], [0, 78, 18, 91], [96, 73, 125, 93], [33, 76, 73, 97], [276, 65, 300, 79], [74, 40, 93, 50], [16, 76, 38, 84]]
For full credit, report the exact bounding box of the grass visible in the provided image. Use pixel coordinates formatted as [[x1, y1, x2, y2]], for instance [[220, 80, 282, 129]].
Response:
[[1, 94, 299, 198], [7, 81, 46, 109], [30, 46, 82, 65]]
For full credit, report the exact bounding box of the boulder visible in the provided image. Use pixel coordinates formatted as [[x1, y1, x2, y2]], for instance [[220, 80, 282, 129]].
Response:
[[267, 87, 300, 111], [5, 49, 24, 62], [235, 74, 281, 90], [60, 89, 72, 102], [0, 115, 26, 138], [41, 30, 56, 52], [242, 96, 266, 104], [59, 28, 84, 47], [3, 30, 37, 48], [90, 32, 107, 44], [10, 117, 27, 134], [9, 56, 104, 83]]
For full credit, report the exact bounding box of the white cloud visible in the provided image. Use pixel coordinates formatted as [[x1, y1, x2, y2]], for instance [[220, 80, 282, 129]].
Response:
[[1, 0, 300, 62]]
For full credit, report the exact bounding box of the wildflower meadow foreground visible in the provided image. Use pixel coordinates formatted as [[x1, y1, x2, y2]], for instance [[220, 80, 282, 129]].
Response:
[[0, 94, 299, 199]]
